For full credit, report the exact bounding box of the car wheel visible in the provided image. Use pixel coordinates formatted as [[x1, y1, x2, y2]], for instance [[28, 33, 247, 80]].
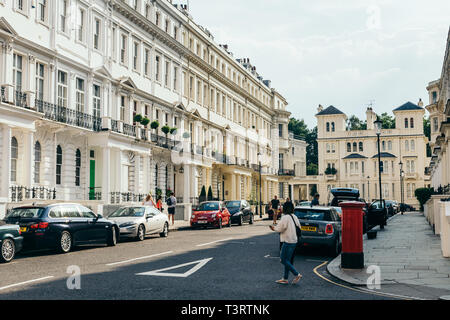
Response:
[[238, 216, 243, 226], [160, 222, 169, 237], [218, 219, 222, 229], [107, 227, 117, 246], [0, 238, 15, 263], [136, 224, 145, 241], [249, 214, 254, 225], [58, 231, 72, 254]]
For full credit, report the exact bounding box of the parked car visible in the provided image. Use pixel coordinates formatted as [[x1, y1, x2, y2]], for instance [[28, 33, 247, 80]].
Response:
[[391, 201, 400, 214], [191, 201, 231, 229], [293, 206, 342, 257], [332, 206, 343, 218], [385, 200, 397, 216], [4, 204, 119, 254], [297, 201, 311, 207], [400, 203, 415, 212], [330, 188, 370, 232], [224, 200, 254, 225], [367, 200, 389, 229], [0, 221, 23, 263], [106, 206, 169, 241]]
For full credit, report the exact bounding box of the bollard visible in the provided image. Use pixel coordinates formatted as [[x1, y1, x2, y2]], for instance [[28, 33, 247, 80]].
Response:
[[339, 201, 365, 269]]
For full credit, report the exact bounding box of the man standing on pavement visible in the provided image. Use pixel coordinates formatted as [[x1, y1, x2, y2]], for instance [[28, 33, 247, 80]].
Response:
[[270, 212, 303, 285], [311, 193, 320, 206], [282, 197, 294, 215], [270, 195, 281, 225], [167, 192, 177, 226]]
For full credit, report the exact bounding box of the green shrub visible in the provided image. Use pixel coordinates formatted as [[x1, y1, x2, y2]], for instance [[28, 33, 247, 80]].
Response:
[[141, 117, 150, 126], [415, 188, 433, 211], [133, 114, 143, 123], [150, 121, 159, 130]]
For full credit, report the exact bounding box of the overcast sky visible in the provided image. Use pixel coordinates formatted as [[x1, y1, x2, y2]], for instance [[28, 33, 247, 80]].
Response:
[[187, 0, 450, 128]]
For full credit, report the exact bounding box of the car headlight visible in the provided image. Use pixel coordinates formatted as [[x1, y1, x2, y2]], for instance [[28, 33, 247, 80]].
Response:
[[120, 222, 136, 228]]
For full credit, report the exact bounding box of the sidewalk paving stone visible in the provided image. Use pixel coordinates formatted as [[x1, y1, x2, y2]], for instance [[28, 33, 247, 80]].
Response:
[[327, 212, 450, 298]]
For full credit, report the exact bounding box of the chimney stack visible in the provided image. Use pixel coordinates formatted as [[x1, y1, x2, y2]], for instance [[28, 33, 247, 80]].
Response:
[[418, 98, 424, 107], [366, 107, 376, 130], [317, 104, 323, 113]]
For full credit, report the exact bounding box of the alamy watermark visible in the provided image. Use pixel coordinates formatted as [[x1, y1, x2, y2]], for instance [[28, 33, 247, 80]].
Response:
[[66, 265, 81, 290], [366, 265, 381, 290]]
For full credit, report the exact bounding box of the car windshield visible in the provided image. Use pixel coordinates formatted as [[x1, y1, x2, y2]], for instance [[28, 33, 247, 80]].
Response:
[[225, 201, 241, 208], [371, 201, 385, 209], [197, 203, 219, 211], [109, 207, 145, 217], [298, 202, 310, 206], [6, 208, 44, 218], [294, 209, 332, 221]]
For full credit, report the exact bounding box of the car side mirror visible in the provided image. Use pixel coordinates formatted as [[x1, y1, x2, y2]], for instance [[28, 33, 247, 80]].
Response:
[[96, 214, 103, 220]]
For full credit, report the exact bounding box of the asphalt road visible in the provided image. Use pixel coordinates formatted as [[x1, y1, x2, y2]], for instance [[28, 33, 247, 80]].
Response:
[[0, 220, 399, 300]]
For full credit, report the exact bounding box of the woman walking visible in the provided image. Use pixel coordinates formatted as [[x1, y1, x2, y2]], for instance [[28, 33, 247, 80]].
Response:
[[143, 194, 156, 207], [156, 196, 163, 212], [270, 213, 303, 285]]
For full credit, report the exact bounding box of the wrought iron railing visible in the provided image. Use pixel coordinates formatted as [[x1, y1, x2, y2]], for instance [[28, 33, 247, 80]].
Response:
[[10, 186, 56, 202], [1, 86, 7, 103], [278, 169, 295, 176], [15, 90, 28, 108], [123, 123, 137, 137], [110, 192, 147, 204], [111, 119, 120, 133], [36, 99, 102, 132]]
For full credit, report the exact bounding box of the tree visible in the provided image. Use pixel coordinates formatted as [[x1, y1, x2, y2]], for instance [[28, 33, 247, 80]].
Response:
[[133, 114, 143, 124], [310, 185, 318, 198], [379, 112, 396, 129], [415, 187, 433, 211], [423, 116, 432, 157], [207, 186, 213, 201], [141, 117, 150, 127], [199, 186, 207, 203], [307, 163, 318, 175], [288, 117, 318, 175], [150, 120, 159, 131], [347, 115, 367, 130], [162, 125, 171, 145]]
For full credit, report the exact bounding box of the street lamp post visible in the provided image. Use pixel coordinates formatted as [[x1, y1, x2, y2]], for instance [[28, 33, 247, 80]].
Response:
[[258, 152, 262, 218], [374, 118, 384, 228], [367, 176, 370, 201], [399, 161, 404, 215]]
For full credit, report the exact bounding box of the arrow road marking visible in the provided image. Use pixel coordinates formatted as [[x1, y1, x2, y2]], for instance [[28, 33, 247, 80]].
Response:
[[106, 251, 174, 266], [136, 258, 213, 278], [196, 238, 233, 247]]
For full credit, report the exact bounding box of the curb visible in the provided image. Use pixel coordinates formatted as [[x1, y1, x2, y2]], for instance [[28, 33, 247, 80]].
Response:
[[326, 213, 400, 286]]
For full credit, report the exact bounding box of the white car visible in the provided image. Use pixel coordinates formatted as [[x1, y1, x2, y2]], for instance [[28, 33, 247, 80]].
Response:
[[107, 206, 169, 241]]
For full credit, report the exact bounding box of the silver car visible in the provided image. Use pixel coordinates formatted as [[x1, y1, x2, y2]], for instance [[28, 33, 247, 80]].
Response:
[[107, 206, 169, 241]]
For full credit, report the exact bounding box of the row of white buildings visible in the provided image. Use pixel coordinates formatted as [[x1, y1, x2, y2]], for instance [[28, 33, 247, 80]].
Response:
[[0, 0, 307, 217]]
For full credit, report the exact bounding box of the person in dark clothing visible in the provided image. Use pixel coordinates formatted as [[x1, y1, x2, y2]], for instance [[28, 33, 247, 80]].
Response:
[[282, 197, 294, 215], [311, 193, 320, 206], [270, 195, 281, 225]]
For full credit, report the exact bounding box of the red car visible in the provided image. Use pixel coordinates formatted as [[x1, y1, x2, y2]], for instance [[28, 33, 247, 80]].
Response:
[[190, 201, 231, 229]]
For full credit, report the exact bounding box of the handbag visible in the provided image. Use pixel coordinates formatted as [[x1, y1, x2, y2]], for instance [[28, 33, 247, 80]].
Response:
[[289, 214, 302, 239]]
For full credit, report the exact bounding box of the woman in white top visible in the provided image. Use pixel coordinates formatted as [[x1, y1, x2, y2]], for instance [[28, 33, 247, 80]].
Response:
[[142, 194, 156, 207], [270, 212, 303, 285]]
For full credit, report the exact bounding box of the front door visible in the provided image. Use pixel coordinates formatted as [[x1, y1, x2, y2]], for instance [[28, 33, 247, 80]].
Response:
[[89, 160, 95, 200]]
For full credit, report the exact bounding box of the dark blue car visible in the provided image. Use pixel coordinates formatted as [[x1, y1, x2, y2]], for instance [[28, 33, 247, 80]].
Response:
[[4, 204, 119, 254]]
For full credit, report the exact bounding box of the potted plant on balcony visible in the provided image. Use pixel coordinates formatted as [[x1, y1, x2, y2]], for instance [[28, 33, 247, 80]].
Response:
[[162, 125, 171, 146], [141, 117, 150, 127], [134, 114, 143, 124], [150, 120, 159, 142], [324, 167, 337, 175]]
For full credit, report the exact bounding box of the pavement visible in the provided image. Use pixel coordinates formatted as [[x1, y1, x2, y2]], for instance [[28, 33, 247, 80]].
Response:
[[327, 211, 450, 299]]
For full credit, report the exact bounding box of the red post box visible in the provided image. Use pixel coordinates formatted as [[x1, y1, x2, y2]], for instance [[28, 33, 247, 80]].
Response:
[[339, 201, 365, 269]]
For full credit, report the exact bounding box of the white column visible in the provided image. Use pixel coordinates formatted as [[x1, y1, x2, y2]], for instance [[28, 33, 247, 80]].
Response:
[[2, 42, 14, 101], [102, 147, 111, 203], [236, 174, 241, 200], [183, 164, 191, 204], [231, 174, 236, 200], [26, 55, 36, 109], [24, 131, 34, 187], [134, 154, 141, 194], [0, 125, 11, 199]]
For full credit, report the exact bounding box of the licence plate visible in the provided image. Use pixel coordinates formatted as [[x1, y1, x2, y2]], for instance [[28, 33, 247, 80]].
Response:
[[301, 226, 317, 232], [198, 221, 207, 224], [20, 227, 27, 233]]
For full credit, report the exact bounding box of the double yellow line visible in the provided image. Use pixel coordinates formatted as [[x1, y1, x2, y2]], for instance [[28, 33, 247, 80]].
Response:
[[313, 261, 417, 300]]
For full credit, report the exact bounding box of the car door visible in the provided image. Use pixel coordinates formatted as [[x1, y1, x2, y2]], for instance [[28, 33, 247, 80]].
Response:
[[59, 205, 89, 244], [242, 201, 250, 222], [79, 205, 107, 242], [146, 208, 160, 233], [368, 200, 386, 226]]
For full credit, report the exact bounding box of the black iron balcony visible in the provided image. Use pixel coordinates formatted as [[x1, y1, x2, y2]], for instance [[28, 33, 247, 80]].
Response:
[[123, 123, 137, 137], [0, 86, 6, 103], [111, 119, 120, 133], [36, 99, 102, 132], [15, 90, 28, 109], [278, 169, 295, 176], [110, 192, 147, 204]]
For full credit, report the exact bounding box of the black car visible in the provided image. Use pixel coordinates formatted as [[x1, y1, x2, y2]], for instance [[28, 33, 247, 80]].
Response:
[[400, 203, 415, 212], [224, 200, 254, 225], [330, 188, 387, 231], [4, 204, 119, 253], [384, 200, 396, 216], [0, 221, 23, 263]]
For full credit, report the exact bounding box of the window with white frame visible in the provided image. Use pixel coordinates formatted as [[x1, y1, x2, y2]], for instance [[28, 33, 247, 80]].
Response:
[[35, 62, 45, 100], [11, 137, 18, 183], [112, 26, 117, 60], [77, 8, 86, 43], [59, 0, 68, 33], [155, 55, 161, 82], [56, 145, 62, 185], [75, 149, 81, 186], [164, 60, 170, 87], [57, 70, 68, 107], [433, 117, 439, 132], [133, 41, 140, 71], [120, 34, 128, 64], [76, 78, 85, 113], [144, 48, 150, 76], [410, 140, 415, 151], [13, 53, 23, 92], [173, 66, 178, 91], [120, 96, 126, 122], [406, 160, 415, 173], [37, 0, 47, 23], [34, 141, 41, 184], [93, 84, 101, 118], [405, 140, 409, 151], [93, 18, 101, 50], [388, 140, 392, 151]]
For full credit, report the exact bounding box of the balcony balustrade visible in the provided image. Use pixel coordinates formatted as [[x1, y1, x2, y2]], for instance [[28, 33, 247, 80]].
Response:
[[9, 185, 56, 203]]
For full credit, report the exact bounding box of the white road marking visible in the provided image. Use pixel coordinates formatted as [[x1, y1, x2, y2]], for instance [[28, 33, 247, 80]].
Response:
[[0, 276, 55, 291], [136, 258, 213, 278], [264, 254, 280, 259], [196, 238, 233, 247], [106, 251, 174, 266]]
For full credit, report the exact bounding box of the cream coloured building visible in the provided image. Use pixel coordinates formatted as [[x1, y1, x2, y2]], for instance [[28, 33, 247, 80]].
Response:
[[314, 103, 430, 207], [0, 0, 306, 217]]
